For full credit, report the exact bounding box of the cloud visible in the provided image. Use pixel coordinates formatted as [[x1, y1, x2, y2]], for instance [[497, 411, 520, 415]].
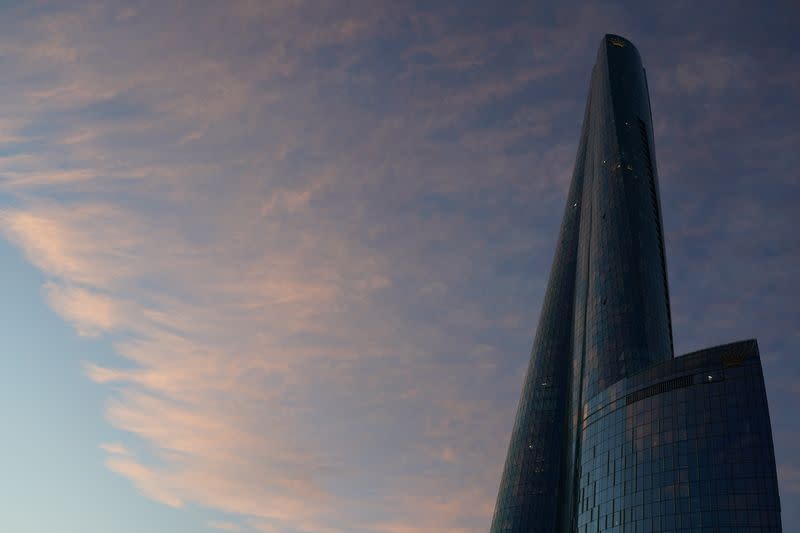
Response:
[[672, 52, 754, 93], [0, 206, 143, 287], [100, 442, 131, 456], [0, 3, 534, 529], [44, 283, 119, 336], [208, 523, 241, 532]]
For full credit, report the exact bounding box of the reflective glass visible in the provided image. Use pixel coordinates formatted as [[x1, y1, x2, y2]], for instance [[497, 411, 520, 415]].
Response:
[[489, 35, 782, 532]]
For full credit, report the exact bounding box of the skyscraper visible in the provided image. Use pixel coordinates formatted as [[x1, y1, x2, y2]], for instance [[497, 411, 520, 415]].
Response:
[[490, 34, 782, 532]]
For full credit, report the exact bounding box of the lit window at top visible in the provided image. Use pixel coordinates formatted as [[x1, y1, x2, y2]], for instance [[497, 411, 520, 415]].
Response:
[[609, 37, 626, 48]]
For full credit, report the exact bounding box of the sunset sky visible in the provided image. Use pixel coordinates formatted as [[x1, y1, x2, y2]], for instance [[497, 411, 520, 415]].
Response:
[[0, 2, 798, 532]]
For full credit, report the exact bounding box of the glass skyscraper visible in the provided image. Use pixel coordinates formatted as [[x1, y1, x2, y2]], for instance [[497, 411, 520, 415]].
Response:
[[490, 35, 782, 532]]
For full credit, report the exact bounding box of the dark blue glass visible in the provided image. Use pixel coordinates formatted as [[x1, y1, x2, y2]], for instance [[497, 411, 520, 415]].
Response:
[[576, 340, 781, 533], [489, 35, 782, 532]]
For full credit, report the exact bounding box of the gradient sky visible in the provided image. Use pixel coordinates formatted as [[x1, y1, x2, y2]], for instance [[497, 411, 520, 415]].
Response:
[[0, 2, 798, 532]]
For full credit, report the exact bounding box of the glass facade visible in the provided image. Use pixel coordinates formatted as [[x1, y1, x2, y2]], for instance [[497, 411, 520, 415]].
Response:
[[576, 341, 781, 533], [489, 35, 781, 532]]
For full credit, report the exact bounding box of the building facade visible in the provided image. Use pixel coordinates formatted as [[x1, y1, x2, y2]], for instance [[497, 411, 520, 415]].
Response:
[[489, 35, 782, 533]]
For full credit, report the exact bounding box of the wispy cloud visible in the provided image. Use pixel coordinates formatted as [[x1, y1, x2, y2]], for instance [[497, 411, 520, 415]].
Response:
[[208, 523, 241, 532], [0, 2, 559, 531]]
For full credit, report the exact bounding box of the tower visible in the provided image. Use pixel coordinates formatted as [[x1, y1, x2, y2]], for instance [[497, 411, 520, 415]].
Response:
[[489, 34, 782, 533]]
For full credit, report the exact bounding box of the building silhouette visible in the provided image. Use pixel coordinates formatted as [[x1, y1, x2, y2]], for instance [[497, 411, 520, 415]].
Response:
[[490, 35, 782, 532]]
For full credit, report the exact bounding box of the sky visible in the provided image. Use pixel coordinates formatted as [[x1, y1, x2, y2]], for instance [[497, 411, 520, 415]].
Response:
[[0, 1, 798, 532]]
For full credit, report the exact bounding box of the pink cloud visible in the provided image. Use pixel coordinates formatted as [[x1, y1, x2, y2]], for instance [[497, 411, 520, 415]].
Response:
[[44, 282, 119, 336], [0, 2, 583, 531], [208, 522, 241, 532]]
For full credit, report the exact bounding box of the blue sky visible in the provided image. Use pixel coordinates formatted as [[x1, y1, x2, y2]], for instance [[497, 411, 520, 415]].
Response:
[[0, 1, 798, 532]]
